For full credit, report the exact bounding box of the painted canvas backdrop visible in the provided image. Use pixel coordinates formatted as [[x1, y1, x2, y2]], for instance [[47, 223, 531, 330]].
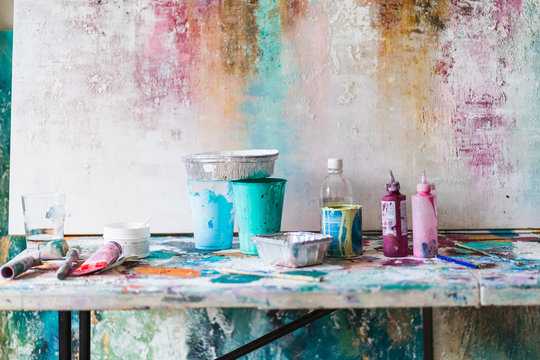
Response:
[[9, 0, 540, 234]]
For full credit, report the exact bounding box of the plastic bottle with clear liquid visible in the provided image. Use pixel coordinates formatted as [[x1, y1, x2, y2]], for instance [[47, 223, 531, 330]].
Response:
[[320, 158, 353, 209]]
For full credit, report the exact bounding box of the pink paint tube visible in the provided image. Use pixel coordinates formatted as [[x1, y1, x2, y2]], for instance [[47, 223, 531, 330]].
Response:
[[381, 171, 408, 257], [412, 171, 438, 258], [73, 241, 122, 276]]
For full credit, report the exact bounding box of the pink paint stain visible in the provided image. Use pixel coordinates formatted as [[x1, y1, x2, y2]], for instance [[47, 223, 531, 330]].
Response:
[[452, 92, 515, 177], [441, 3, 519, 179], [134, 1, 214, 106], [492, 0, 522, 35], [382, 259, 425, 267]]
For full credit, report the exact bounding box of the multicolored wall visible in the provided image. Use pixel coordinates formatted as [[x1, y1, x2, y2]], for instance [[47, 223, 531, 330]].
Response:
[[8, 0, 540, 234]]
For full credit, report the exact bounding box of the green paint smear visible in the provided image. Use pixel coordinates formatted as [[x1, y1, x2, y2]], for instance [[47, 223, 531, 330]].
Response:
[[146, 250, 177, 260], [8, 236, 27, 259], [284, 270, 327, 277], [0, 311, 59, 359], [210, 274, 260, 284], [0, 32, 12, 238]]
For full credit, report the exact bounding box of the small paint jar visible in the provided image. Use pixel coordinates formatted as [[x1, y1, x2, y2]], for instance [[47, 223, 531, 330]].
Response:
[[103, 222, 150, 258]]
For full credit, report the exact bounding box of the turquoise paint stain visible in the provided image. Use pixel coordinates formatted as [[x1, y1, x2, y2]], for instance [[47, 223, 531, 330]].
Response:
[[0, 311, 60, 359], [298, 284, 324, 292], [211, 274, 260, 284], [146, 250, 178, 260], [201, 269, 219, 276], [470, 241, 512, 251], [284, 270, 327, 277], [488, 230, 521, 237], [239, 0, 299, 165], [204, 308, 423, 359], [181, 256, 225, 267], [0, 31, 12, 237]]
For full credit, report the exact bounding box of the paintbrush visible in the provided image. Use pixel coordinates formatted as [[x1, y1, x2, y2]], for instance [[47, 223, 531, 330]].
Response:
[[436, 254, 477, 269], [454, 242, 527, 267], [219, 269, 323, 282], [56, 245, 81, 280]]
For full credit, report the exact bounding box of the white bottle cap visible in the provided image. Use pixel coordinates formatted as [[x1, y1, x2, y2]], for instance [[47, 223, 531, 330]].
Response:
[[327, 158, 343, 170]]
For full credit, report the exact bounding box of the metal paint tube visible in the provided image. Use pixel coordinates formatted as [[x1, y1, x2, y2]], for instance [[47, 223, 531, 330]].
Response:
[[56, 245, 81, 280], [38, 239, 69, 259], [0, 252, 42, 280], [73, 241, 122, 276], [0, 239, 69, 280]]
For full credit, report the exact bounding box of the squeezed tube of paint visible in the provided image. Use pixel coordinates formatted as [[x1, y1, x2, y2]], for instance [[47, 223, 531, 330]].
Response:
[[381, 171, 408, 257], [73, 241, 122, 276], [0, 252, 42, 280], [0, 239, 69, 280], [56, 245, 81, 280], [412, 171, 438, 258]]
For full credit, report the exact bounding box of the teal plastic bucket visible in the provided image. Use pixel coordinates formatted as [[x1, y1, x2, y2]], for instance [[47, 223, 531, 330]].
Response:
[[232, 178, 287, 255]]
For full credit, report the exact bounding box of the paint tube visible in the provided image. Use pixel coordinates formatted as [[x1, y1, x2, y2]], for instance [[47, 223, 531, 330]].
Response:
[[38, 239, 69, 259], [73, 241, 122, 276], [0, 252, 42, 280], [0, 239, 69, 280], [56, 245, 81, 280]]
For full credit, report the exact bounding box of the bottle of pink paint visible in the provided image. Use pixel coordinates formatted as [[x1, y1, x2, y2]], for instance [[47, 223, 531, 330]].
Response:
[[412, 171, 438, 258], [381, 171, 408, 257]]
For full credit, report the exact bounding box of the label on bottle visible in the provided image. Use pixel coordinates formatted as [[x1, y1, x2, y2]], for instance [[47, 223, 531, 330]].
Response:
[[381, 201, 396, 236], [400, 200, 408, 236]]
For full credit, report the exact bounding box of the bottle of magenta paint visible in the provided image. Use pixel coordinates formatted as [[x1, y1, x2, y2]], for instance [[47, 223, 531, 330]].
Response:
[[412, 171, 438, 258], [381, 171, 408, 257]]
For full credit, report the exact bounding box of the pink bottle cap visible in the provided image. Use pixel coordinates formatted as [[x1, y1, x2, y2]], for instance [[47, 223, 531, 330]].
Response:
[[417, 171, 432, 192], [386, 170, 400, 192]]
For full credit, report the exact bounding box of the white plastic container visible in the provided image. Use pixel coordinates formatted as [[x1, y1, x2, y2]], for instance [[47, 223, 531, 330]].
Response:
[[103, 222, 150, 258]]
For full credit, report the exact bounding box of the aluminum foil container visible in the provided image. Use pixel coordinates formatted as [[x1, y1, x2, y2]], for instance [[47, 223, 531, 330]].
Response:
[[183, 149, 279, 180], [252, 232, 333, 268]]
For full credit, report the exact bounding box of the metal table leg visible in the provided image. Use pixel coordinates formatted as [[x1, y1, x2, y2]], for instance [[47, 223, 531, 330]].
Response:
[[58, 311, 71, 360], [79, 310, 91, 360], [216, 309, 336, 360], [422, 307, 434, 360]]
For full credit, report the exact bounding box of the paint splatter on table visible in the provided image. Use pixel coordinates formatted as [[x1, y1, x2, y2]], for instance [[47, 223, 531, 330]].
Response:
[[0, 232, 537, 311]]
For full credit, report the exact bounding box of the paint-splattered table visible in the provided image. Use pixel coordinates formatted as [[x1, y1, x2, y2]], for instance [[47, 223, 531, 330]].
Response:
[[1, 233, 538, 310], [1, 232, 539, 359]]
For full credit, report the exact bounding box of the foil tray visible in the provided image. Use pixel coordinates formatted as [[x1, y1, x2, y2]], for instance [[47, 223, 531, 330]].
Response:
[[183, 149, 279, 180], [252, 232, 333, 268]]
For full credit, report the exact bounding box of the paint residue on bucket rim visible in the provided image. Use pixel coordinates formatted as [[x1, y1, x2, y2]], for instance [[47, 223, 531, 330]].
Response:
[[322, 204, 362, 211]]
